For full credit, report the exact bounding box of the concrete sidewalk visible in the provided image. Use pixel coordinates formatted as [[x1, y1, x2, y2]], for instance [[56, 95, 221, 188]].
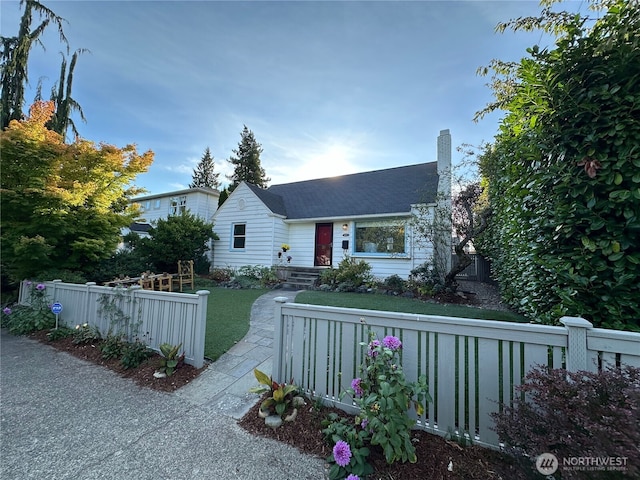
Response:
[[0, 290, 326, 480]]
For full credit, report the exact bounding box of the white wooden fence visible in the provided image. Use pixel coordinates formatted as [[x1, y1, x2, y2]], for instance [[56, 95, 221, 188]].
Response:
[[272, 298, 640, 449], [19, 280, 209, 368]]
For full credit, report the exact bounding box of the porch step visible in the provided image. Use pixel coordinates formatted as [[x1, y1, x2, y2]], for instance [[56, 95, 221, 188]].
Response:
[[281, 267, 322, 289]]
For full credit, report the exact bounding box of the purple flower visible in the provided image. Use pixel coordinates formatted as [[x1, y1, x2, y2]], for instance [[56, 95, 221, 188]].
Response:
[[26, 281, 32, 286], [351, 378, 363, 397], [382, 335, 402, 350], [367, 339, 381, 357], [3, 307, 11, 315], [360, 418, 368, 429], [36, 283, 45, 291], [346, 475, 360, 480], [332, 440, 352, 467]]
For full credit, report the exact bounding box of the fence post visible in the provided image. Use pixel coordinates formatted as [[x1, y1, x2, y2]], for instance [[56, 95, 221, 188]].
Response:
[[51, 279, 62, 305], [273, 296, 289, 381], [560, 316, 593, 372], [192, 290, 210, 369]]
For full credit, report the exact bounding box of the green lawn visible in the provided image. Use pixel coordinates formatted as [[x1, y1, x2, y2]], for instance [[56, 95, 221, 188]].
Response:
[[295, 291, 526, 322], [196, 284, 524, 362], [199, 286, 269, 361]]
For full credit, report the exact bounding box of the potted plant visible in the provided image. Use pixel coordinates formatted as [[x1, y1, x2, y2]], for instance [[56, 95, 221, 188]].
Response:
[[249, 368, 304, 423]]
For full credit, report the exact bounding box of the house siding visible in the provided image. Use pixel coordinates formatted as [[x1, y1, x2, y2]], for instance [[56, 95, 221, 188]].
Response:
[[212, 184, 282, 269], [135, 190, 217, 224]]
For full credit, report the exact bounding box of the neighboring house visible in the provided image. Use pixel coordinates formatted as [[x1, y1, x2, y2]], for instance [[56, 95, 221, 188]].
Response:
[[122, 187, 220, 252], [211, 130, 452, 279]]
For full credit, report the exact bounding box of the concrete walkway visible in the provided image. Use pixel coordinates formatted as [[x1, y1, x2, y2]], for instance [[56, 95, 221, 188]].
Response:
[[175, 289, 295, 419], [0, 289, 326, 480]]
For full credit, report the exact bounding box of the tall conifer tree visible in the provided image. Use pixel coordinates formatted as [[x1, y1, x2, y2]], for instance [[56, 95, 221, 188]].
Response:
[[227, 125, 270, 192], [190, 147, 220, 189], [1, 0, 68, 130]]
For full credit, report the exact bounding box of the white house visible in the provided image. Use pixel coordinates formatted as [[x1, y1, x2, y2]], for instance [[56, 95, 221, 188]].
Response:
[[211, 130, 452, 279], [127, 187, 220, 238]]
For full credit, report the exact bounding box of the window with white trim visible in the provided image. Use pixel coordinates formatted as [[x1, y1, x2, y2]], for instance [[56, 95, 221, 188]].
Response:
[[354, 219, 406, 255], [232, 223, 246, 249], [169, 195, 187, 215]]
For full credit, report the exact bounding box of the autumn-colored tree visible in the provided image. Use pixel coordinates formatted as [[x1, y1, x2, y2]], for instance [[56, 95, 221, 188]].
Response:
[[0, 101, 154, 282]]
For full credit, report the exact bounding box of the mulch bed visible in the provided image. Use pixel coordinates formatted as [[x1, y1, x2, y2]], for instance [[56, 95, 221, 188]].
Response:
[[28, 330, 206, 392], [238, 395, 534, 480]]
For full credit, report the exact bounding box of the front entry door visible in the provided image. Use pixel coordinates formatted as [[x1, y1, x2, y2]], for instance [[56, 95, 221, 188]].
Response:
[[314, 223, 333, 266]]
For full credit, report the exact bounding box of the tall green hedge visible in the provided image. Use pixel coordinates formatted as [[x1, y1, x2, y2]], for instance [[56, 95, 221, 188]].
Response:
[[478, 0, 640, 330]]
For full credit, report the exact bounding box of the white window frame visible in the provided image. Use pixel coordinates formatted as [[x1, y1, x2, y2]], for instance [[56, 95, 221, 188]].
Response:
[[231, 223, 246, 250]]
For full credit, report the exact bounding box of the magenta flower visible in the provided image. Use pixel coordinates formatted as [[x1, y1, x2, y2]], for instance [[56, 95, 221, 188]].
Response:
[[382, 335, 402, 350], [333, 440, 352, 467], [346, 475, 360, 480], [3, 307, 11, 315], [36, 283, 45, 291], [351, 378, 363, 397]]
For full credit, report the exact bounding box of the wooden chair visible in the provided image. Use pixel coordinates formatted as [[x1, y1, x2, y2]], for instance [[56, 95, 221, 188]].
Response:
[[156, 273, 173, 292], [174, 260, 194, 292], [139, 272, 155, 290]]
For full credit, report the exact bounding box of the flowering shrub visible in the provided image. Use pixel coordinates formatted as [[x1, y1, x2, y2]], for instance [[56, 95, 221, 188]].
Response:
[[1, 282, 55, 334], [492, 365, 640, 478], [323, 331, 430, 479]]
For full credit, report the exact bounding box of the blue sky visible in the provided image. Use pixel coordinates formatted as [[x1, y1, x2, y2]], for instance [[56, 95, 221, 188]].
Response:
[[1, 0, 587, 195]]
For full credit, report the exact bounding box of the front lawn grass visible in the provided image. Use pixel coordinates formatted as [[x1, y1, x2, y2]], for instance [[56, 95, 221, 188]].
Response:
[[198, 286, 269, 361], [295, 291, 527, 322]]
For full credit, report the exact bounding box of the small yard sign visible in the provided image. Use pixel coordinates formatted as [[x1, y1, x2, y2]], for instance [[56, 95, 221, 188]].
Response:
[[51, 302, 63, 315]]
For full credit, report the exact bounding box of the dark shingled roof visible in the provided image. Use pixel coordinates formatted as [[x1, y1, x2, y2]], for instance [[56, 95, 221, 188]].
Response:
[[247, 162, 439, 220]]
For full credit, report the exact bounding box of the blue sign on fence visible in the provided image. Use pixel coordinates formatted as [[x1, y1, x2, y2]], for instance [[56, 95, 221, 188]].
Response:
[[51, 302, 63, 315]]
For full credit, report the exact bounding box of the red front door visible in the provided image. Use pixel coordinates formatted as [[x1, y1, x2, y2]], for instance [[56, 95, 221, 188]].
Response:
[[314, 223, 333, 266]]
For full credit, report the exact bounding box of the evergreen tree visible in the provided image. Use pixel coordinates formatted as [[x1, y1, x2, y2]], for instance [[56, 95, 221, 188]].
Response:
[[218, 187, 229, 207], [227, 125, 270, 191], [45, 48, 88, 140], [189, 147, 220, 189], [1, 0, 68, 130]]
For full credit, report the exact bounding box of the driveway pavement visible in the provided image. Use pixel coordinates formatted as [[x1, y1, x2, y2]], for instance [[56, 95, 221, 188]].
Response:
[[0, 290, 326, 479]]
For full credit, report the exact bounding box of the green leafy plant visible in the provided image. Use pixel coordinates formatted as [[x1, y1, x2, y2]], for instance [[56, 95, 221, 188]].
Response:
[[120, 340, 153, 369], [335, 331, 430, 466], [319, 256, 373, 292], [249, 368, 300, 418], [2, 282, 55, 334], [322, 412, 374, 480], [72, 323, 101, 344], [46, 326, 74, 341], [156, 342, 185, 377], [100, 334, 126, 360]]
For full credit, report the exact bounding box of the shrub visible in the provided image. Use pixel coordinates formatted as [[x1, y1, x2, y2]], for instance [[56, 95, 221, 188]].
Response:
[[1, 282, 55, 334], [120, 340, 153, 369], [491, 365, 640, 479], [320, 257, 373, 291], [72, 323, 102, 344], [210, 267, 234, 283], [383, 274, 406, 294]]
